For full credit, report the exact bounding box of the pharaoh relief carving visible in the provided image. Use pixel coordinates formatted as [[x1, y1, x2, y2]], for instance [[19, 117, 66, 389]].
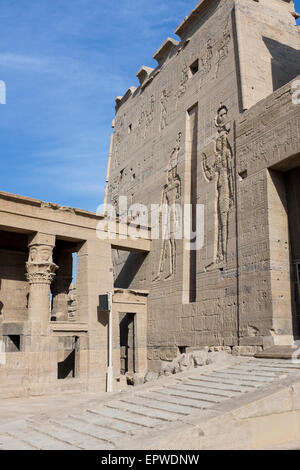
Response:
[[176, 63, 189, 103], [215, 21, 231, 79], [202, 106, 234, 264], [107, 174, 122, 216], [155, 133, 182, 281], [113, 131, 121, 169], [136, 94, 155, 142], [199, 39, 213, 88], [160, 89, 169, 132]]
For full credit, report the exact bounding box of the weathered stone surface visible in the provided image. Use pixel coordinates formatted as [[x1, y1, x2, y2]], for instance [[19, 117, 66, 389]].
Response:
[[144, 371, 159, 383], [1, 358, 300, 450], [105, 0, 300, 369], [1, 0, 300, 407]]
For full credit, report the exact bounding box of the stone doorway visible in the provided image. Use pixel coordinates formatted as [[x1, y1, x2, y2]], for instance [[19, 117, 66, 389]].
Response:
[[119, 313, 135, 375], [285, 165, 300, 338]]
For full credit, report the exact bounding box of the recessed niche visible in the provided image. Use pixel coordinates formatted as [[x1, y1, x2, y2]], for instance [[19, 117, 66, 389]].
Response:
[[239, 170, 248, 180], [189, 59, 199, 77]]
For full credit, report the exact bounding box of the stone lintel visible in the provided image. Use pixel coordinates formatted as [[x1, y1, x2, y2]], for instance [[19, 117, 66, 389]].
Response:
[[113, 288, 149, 306], [136, 66, 154, 85], [0, 190, 105, 221], [51, 322, 88, 333], [114, 288, 149, 297], [153, 38, 179, 65]]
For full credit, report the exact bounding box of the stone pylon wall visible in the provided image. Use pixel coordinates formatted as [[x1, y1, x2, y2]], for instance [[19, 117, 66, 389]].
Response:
[[106, 0, 300, 369]]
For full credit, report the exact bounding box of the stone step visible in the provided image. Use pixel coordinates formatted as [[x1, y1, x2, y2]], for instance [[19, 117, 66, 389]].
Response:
[[80, 410, 144, 434], [85, 409, 146, 433], [133, 394, 202, 415], [0, 433, 38, 450], [254, 346, 300, 360], [29, 422, 95, 450], [68, 414, 128, 439], [227, 365, 279, 377], [187, 378, 252, 393], [53, 416, 121, 445], [251, 366, 293, 374], [251, 365, 300, 374], [185, 379, 240, 396], [110, 400, 181, 422], [95, 406, 160, 428], [223, 370, 276, 382], [9, 427, 76, 450], [189, 375, 259, 389], [160, 385, 226, 403], [139, 391, 210, 410], [251, 360, 300, 370]]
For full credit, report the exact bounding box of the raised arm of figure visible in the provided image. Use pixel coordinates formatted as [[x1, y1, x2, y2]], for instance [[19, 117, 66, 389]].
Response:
[[202, 152, 215, 182]]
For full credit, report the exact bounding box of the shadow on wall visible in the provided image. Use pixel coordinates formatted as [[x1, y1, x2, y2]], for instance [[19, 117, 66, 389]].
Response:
[[114, 252, 147, 289], [263, 37, 300, 92], [58, 350, 76, 379]]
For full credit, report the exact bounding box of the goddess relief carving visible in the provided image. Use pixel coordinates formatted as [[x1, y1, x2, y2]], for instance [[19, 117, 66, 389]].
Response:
[[155, 133, 182, 281], [176, 63, 189, 102], [199, 39, 213, 88], [215, 21, 231, 78], [160, 89, 168, 131], [202, 106, 234, 264]]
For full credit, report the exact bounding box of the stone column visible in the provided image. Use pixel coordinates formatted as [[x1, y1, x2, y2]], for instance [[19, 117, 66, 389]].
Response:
[[26, 233, 57, 335], [51, 250, 73, 322]]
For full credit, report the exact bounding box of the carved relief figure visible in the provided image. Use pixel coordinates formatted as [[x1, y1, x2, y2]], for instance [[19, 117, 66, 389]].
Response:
[[199, 39, 213, 88], [113, 131, 121, 169], [202, 106, 234, 263], [136, 94, 155, 141], [215, 21, 231, 78], [160, 89, 168, 131], [176, 63, 189, 102], [155, 133, 182, 281]]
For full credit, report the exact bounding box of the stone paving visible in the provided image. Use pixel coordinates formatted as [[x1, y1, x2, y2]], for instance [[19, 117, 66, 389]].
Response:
[[1, 358, 300, 450]]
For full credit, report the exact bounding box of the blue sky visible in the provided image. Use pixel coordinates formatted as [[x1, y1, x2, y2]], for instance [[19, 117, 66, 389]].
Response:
[[0, 0, 299, 212]]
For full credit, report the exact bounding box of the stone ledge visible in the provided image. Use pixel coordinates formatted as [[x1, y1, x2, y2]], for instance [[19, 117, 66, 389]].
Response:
[[153, 38, 179, 65], [50, 322, 88, 333]]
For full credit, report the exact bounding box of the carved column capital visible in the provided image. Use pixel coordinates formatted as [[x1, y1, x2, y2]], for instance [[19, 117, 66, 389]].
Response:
[[26, 243, 58, 285]]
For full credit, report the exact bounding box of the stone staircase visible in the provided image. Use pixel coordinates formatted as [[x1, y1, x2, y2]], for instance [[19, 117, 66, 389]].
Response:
[[1, 358, 300, 450]]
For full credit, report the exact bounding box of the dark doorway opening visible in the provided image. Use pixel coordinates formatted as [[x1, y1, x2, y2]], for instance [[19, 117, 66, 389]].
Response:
[[285, 165, 300, 337], [5, 335, 21, 352], [57, 336, 79, 379], [119, 313, 135, 375]]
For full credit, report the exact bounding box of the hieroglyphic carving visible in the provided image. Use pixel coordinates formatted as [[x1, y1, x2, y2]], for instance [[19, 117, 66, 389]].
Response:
[[145, 94, 155, 135], [199, 39, 213, 88], [113, 131, 121, 169], [136, 95, 155, 142], [108, 173, 122, 216], [176, 63, 189, 102], [155, 133, 182, 281], [202, 106, 234, 264], [160, 89, 168, 131], [215, 21, 231, 78], [238, 116, 300, 172]]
